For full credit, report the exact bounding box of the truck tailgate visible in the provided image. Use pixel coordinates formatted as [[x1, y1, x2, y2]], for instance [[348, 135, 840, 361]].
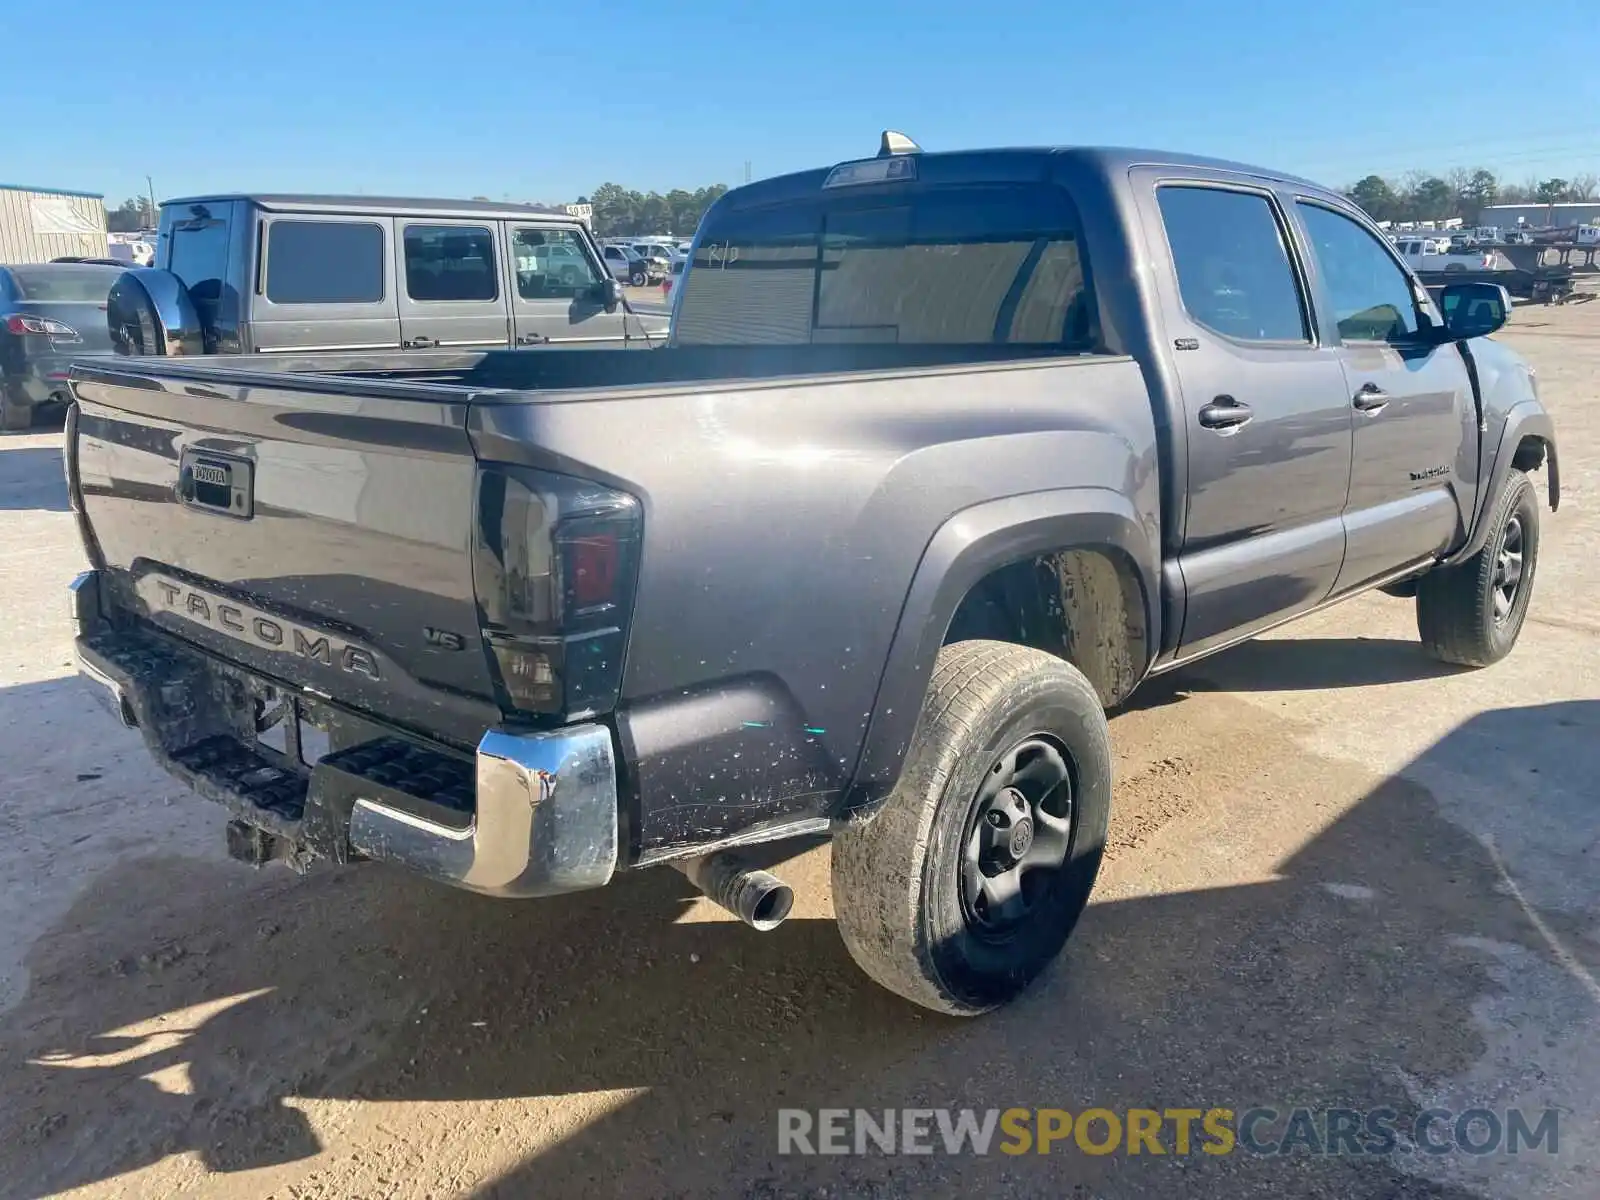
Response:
[[69, 363, 500, 746]]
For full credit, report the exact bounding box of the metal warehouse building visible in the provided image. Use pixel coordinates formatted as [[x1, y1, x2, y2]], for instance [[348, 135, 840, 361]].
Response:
[[0, 183, 109, 263], [1479, 200, 1600, 229]]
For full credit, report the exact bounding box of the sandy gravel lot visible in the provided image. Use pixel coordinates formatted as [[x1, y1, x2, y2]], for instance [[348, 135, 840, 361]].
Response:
[[0, 304, 1594, 1199]]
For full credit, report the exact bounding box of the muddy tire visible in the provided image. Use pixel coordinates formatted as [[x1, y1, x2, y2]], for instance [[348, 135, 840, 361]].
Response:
[[832, 640, 1111, 1016], [1417, 469, 1540, 667]]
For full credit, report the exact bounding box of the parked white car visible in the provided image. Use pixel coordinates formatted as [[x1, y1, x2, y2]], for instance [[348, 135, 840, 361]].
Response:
[[600, 243, 650, 286], [1395, 237, 1494, 272]]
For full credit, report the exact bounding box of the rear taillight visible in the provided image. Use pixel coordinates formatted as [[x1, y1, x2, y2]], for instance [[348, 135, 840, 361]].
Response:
[[5, 314, 78, 337], [472, 466, 642, 722]]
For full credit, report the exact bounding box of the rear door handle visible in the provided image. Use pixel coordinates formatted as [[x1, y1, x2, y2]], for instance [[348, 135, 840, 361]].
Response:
[[1198, 395, 1253, 431], [403, 335, 438, 350], [1353, 384, 1391, 413]]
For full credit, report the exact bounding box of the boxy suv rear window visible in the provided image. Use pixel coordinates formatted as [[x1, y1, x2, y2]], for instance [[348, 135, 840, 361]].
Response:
[[674, 185, 1098, 348], [265, 220, 385, 305]]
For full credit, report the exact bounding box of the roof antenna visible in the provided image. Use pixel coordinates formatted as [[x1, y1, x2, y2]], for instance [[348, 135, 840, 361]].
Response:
[[878, 130, 921, 158]]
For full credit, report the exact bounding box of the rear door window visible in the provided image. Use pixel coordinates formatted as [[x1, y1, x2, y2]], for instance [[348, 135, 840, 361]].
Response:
[[676, 184, 1098, 348], [395, 220, 508, 349], [1157, 186, 1308, 343], [403, 225, 498, 302], [265, 221, 385, 304]]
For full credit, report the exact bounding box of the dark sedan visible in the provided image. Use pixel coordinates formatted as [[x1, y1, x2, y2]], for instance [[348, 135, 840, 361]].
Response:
[[1, 262, 126, 429]]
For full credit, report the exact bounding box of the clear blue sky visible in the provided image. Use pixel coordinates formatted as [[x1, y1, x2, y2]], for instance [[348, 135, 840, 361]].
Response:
[[4, 0, 1597, 207]]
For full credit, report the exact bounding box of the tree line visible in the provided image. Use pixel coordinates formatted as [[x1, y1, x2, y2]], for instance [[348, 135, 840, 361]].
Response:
[[106, 197, 157, 232], [582, 183, 730, 238], [1345, 168, 1599, 226]]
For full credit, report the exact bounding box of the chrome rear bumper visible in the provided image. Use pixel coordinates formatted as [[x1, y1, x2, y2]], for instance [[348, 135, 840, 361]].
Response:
[[348, 725, 618, 898], [69, 570, 619, 898]]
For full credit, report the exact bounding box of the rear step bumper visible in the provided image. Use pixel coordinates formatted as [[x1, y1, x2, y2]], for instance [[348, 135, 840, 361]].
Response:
[[69, 571, 619, 899]]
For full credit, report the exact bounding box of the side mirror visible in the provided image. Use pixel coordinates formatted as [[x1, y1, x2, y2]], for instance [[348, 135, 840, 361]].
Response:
[[601, 277, 624, 313], [1438, 281, 1511, 340]]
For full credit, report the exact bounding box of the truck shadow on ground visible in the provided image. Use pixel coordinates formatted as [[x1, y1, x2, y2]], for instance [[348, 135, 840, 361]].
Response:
[[0, 695, 1592, 1200], [1117, 634, 1466, 715], [1172, 634, 1471, 693], [0, 444, 68, 512]]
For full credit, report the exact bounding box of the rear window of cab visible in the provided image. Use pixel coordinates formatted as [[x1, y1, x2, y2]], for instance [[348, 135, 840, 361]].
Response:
[[675, 184, 1100, 349]]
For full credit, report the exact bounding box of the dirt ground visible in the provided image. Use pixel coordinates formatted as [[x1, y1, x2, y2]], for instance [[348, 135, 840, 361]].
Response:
[[0, 305, 1595, 1199]]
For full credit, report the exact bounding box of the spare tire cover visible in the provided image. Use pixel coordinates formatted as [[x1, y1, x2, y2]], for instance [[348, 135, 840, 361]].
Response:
[[107, 269, 206, 356]]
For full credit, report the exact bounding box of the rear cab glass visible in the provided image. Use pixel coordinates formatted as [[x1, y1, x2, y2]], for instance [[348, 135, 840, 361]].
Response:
[[674, 182, 1100, 348]]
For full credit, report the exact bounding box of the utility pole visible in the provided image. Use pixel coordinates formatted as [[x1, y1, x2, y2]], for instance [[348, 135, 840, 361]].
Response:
[[744, 160, 752, 184], [145, 175, 158, 229]]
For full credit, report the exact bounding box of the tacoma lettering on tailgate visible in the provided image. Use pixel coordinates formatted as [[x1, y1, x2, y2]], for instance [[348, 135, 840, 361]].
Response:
[[138, 574, 383, 680]]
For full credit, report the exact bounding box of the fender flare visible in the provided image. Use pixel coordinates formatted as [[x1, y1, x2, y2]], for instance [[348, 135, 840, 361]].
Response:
[[846, 487, 1159, 811], [1444, 404, 1559, 568]]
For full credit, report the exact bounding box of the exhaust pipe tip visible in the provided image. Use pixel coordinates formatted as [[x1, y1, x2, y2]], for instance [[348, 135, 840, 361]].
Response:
[[674, 852, 794, 932], [738, 873, 794, 932]]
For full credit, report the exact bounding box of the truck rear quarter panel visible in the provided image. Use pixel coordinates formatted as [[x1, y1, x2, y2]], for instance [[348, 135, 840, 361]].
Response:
[[469, 354, 1159, 858]]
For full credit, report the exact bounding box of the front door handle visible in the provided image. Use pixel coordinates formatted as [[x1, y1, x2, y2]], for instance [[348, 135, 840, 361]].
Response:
[[1198, 395, 1254, 430], [516, 332, 547, 346], [1353, 384, 1391, 413], [403, 335, 438, 350]]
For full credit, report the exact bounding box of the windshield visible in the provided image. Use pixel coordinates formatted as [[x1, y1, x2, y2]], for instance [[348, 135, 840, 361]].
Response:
[[674, 184, 1096, 347], [7, 266, 123, 303]]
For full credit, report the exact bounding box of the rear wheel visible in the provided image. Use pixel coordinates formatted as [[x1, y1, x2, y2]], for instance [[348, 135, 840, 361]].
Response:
[[1416, 469, 1540, 666], [832, 640, 1111, 1015]]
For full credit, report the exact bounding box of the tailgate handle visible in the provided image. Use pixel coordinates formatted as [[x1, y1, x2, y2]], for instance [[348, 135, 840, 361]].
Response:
[[178, 451, 254, 519]]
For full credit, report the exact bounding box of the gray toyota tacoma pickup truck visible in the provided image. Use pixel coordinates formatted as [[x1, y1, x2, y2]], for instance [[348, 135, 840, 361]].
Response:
[[65, 136, 1559, 1016]]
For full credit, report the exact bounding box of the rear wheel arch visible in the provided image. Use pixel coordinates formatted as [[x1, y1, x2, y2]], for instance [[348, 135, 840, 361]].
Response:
[[847, 490, 1158, 812], [944, 547, 1150, 709]]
